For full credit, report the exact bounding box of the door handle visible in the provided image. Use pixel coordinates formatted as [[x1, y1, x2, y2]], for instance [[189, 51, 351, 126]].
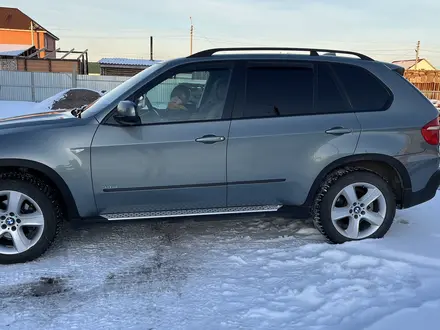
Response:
[[195, 135, 226, 144], [325, 127, 353, 135]]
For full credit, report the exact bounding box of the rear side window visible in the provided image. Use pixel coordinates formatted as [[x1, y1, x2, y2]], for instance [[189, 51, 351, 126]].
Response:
[[244, 66, 313, 117], [331, 63, 391, 111], [316, 64, 349, 113]]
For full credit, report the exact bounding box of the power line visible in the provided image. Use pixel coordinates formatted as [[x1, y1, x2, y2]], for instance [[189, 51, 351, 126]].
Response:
[[58, 34, 189, 40], [49, 29, 440, 50], [49, 30, 439, 62]]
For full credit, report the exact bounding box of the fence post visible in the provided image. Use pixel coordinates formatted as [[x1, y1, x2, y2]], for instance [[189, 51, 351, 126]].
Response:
[[30, 72, 36, 102], [72, 66, 77, 88]]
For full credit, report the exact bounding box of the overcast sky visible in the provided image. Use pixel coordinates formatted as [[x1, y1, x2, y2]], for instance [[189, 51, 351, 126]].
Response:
[[5, 0, 440, 66]]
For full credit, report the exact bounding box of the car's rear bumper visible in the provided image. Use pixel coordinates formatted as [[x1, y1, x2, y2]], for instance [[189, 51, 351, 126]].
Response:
[[403, 169, 440, 208]]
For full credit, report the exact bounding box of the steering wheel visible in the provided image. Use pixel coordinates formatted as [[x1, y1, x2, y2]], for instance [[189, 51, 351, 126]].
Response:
[[137, 95, 162, 120], [149, 108, 161, 117]]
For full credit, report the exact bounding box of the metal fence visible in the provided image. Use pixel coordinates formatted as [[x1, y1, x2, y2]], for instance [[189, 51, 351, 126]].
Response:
[[0, 70, 130, 102], [0, 70, 205, 105]]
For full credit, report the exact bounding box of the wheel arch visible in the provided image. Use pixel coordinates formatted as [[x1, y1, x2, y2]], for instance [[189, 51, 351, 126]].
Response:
[[0, 158, 79, 220], [304, 154, 412, 209]]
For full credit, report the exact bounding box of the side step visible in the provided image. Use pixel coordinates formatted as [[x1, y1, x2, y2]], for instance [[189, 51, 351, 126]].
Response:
[[101, 205, 282, 221]]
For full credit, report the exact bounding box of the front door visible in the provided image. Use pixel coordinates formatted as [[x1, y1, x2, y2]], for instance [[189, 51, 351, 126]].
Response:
[[91, 62, 236, 215]]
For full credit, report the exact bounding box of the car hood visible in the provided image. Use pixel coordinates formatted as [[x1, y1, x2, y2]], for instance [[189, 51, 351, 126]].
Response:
[[0, 109, 76, 125]]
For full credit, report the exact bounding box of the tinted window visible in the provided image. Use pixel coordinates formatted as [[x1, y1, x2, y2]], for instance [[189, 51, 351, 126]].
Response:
[[316, 64, 349, 113], [244, 66, 313, 117], [331, 63, 391, 111]]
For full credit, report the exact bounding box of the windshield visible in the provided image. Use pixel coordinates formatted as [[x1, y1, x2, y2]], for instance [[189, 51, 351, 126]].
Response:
[[80, 61, 168, 119]]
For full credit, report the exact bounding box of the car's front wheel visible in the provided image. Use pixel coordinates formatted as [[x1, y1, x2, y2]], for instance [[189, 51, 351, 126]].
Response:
[[313, 169, 396, 243], [0, 172, 63, 264]]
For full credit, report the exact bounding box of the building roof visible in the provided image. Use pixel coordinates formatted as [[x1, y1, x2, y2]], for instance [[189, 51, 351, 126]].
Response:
[[391, 58, 433, 70], [0, 43, 32, 56], [98, 58, 163, 67], [0, 7, 59, 40]]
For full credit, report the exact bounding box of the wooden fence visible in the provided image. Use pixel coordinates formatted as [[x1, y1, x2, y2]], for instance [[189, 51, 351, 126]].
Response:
[[16, 58, 81, 73], [0, 58, 83, 74], [404, 70, 440, 100]]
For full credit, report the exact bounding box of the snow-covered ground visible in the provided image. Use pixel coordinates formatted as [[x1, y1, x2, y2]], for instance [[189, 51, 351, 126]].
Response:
[[0, 93, 439, 329], [0, 88, 103, 120], [1, 193, 440, 330], [0, 101, 36, 119], [0, 97, 63, 120]]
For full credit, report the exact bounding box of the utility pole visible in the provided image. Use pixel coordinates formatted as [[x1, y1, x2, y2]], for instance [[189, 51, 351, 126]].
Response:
[[190, 17, 194, 55], [150, 36, 154, 60], [415, 40, 420, 70]]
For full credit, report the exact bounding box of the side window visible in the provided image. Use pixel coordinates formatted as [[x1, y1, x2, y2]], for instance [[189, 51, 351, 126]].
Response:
[[135, 67, 231, 124], [316, 64, 350, 113], [145, 72, 207, 111], [244, 66, 313, 118], [331, 63, 391, 111]]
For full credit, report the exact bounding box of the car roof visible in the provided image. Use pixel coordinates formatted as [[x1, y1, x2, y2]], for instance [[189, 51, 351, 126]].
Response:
[[164, 48, 394, 67], [168, 53, 391, 68]]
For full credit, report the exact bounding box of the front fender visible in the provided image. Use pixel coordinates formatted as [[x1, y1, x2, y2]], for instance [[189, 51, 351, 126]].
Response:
[[0, 118, 100, 218]]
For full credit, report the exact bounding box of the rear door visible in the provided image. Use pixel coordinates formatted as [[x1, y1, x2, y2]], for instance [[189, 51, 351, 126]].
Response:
[[226, 60, 362, 208]]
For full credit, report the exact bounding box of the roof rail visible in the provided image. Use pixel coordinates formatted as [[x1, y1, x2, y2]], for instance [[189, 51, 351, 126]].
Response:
[[188, 47, 374, 61]]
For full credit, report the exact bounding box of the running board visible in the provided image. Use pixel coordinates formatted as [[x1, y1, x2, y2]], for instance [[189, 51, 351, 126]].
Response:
[[101, 205, 282, 221]]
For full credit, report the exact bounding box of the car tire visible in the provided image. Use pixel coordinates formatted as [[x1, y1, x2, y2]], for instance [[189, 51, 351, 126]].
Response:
[[0, 172, 63, 264], [312, 168, 396, 243]]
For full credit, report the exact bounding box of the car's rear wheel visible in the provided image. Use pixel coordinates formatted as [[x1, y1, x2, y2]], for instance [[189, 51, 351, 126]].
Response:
[[312, 169, 396, 243], [0, 172, 63, 264]]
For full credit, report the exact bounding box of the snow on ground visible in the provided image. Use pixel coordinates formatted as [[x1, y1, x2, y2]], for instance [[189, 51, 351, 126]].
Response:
[[0, 88, 103, 120], [0, 101, 36, 119], [1, 193, 440, 330], [430, 99, 440, 113]]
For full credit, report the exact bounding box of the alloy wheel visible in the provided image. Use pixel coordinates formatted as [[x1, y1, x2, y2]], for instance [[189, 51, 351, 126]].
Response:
[[331, 182, 387, 239], [0, 191, 45, 255]]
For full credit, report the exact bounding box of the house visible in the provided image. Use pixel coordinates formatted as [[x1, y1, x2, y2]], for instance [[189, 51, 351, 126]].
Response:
[[392, 58, 436, 71], [98, 58, 162, 76], [0, 7, 88, 74], [0, 7, 58, 58]]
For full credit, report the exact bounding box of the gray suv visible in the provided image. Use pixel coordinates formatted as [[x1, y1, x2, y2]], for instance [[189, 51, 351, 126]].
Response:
[[1, 47, 439, 264]]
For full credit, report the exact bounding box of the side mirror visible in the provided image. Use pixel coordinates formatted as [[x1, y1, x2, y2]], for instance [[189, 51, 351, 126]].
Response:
[[114, 100, 141, 125]]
